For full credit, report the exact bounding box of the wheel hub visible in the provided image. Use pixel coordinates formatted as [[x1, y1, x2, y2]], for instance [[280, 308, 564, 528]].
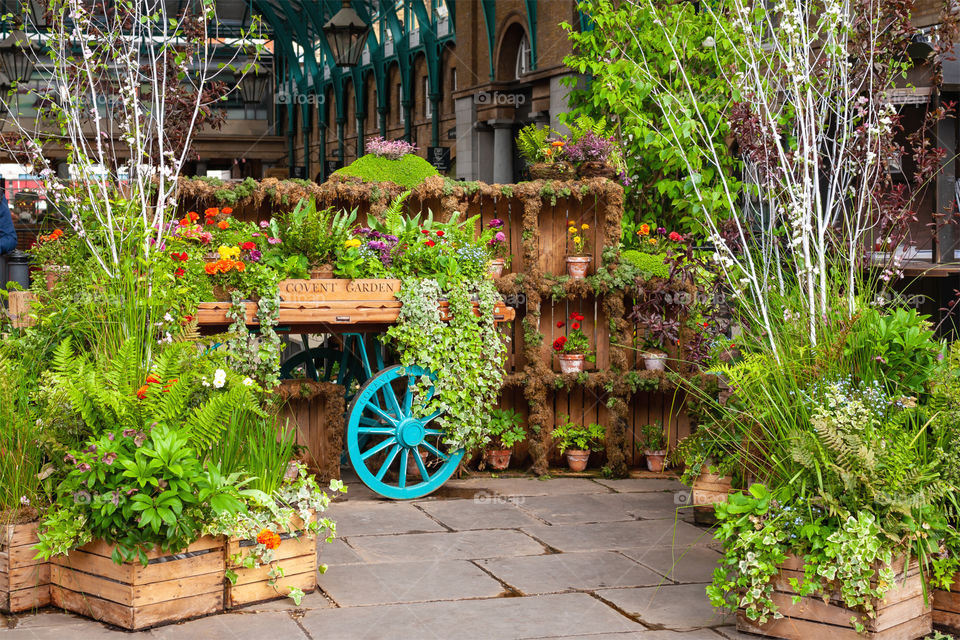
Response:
[[397, 419, 425, 448]]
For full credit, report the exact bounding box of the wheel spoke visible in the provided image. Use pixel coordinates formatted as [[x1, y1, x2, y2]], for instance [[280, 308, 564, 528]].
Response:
[[420, 441, 449, 461], [423, 428, 442, 436], [366, 402, 398, 426], [403, 376, 415, 416], [398, 449, 409, 488], [375, 444, 400, 481], [361, 437, 396, 461], [413, 447, 431, 480], [358, 427, 395, 435], [359, 416, 386, 427], [383, 381, 403, 417]]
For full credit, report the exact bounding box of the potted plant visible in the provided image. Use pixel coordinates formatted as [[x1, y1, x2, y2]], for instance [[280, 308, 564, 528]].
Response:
[[553, 417, 605, 472], [634, 312, 679, 371], [553, 313, 593, 373], [486, 218, 509, 278], [280, 200, 356, 278], [30, 228, 70, 291], [563, 115, 629, 180], [566, 222, 592, 278], [484, 408, 525, 470], [517, 124, 575, 181], [639, 421, 668, 472]]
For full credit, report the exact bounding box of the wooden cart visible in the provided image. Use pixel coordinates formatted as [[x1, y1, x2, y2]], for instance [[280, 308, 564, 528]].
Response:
[[198, 279, 515, 500]]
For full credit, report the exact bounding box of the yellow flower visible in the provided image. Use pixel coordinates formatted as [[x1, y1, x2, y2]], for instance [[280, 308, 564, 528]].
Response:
[[568, 226, 577, 234], [639, 224, 650, 236], [649, 238, 658, 245], [344, 238, 362, 249], [581, 223, 589, 230], [217, 245, 240, 260]]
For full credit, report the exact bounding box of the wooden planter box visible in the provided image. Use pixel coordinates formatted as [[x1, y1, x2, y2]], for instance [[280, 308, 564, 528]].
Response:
[[50, 536, 225, 630], [934, 575, 960, 634], [1, 522, 50, 613], [225, 513, 318, 609], [691, 471, 732, 525], [737, 555, 931, 640]]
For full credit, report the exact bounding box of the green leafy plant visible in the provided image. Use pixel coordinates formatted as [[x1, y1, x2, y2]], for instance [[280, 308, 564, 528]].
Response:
[[486, 408, 526, 450], [638, 421, 666, 452], [553, 416, 604, 454], [333, 154, 439, 189], [516, 124, 559, 164]]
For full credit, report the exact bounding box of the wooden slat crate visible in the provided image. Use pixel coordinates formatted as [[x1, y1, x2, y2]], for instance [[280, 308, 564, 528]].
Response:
[[934, 575, 960, 634], [0, 522, 50, 612], [737, 554, 931, 640], [225, 512, 318, 609], [691, 472, 732, 526], [50, 536, 225, 630]]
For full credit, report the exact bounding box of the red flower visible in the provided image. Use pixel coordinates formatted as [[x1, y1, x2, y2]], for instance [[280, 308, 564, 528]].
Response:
[[241, 241, 255, 250], [178, 217, 189, 227], [668, 231, 684, 242], [136, 385, 149, 400], [145, 375, 161, 384], [703, 322, 709, 327], [421, 229, 429, 234], [222, 207, 233, 215], [570, 313, 585, 322], [174, 268, 185, 278], [188, 211, 199, 222], [552, 336, 567, 351], [183, 315, 194, 323], [572, 322, 581, 330], [436, 230, 445, 237], [204, 207, 219, 218], [218, 221, 230, 230], [557, 321, 564, 328], [425, 240, 436, 247]]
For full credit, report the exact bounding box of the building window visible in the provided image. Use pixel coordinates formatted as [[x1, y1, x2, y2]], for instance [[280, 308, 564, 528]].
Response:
[[515, 34, 532, 78], [424, 77, 431, 118]]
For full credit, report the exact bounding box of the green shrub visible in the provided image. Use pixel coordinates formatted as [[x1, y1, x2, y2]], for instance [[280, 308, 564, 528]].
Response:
[[621, 250, 669, 279], [333, 154, 439, 190]]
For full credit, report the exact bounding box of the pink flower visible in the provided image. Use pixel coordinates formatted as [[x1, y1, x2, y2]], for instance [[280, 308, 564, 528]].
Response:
[[268, 237, 281, 245], [494, 231, 506, 243], [260, 220, 269, 228]]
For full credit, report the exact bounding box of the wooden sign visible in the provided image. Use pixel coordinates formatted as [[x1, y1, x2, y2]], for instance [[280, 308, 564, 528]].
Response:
[[277, 279, 402, 302]]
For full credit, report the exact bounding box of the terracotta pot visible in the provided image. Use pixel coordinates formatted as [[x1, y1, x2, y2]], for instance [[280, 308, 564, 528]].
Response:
[[643, 352, 667, 371], [204, 251, 219, 263], [529, 162, 576, 181], [43, 265, 68, 291], [566, 255, 592, 279], [310, 264, 335, 279], [566, 450, 590, 472], [578, 161, 617, 179], [644, 450, 667, 472], [487, 258, 506, 278], [486, 449, 512, 470], [558, 353, 585, 374]]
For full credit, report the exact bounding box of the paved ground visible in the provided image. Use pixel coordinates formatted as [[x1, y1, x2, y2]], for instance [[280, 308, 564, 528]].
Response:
[[0, 474, 757, 639]]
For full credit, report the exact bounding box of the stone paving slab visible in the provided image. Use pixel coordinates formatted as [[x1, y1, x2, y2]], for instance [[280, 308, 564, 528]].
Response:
[[528, 632, 728, 640], [151, 611, 308, 640], [414, 497, 546, 530], [345, 528, 547, 563], [477, 551, 666, 594], [327, 501, 448, 536], [593, 478, 685, 493], [620, 545, 722, 584], [318, 537, 367, 565], [299, 592, 643, 639], [319, 559, 506, 605], [595, 584, 730, 631], [516, 492, 689, 526], [523, 520, 711, 553], [232, 589, 334, 612], [445, 476, 613, 496]]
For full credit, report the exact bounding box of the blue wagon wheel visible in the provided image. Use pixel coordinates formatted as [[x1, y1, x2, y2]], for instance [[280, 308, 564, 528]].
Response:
[[346, 365, 464, 499], [280, 345, 366, 399]]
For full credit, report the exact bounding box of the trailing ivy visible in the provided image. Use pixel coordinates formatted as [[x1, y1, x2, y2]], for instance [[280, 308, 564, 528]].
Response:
[[226, 291, 283, 389], [387, 278, 507, 451]]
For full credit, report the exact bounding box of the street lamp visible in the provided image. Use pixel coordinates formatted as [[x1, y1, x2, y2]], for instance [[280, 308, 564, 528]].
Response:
[[239, 64, 271, 105], [322, 0, 370, 68], [0, 31, 37, 86]]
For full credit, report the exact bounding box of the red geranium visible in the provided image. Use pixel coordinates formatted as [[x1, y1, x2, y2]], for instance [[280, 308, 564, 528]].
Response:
[[436, 230, 445, 237], [425, 240, 436, 247], [556, 321, 564, 328], [174, 268, 185, 278], [668, 231, 684, 242], [572, 322, 581, 330], [552, 336, 567, 351], [241, 241, 256, 250], [421, 229, 429, 234]]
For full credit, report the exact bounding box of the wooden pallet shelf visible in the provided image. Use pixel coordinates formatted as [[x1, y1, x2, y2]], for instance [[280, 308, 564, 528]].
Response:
[[0, 522, 50, 613]]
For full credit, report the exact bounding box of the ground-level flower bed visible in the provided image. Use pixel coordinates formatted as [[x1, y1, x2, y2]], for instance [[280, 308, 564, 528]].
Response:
[[225, 511, 319, 609], [0, 522, 50, 613], [49, 536, 225, 631], [933, 576, 960, 635], [736, 554, 931, 640]]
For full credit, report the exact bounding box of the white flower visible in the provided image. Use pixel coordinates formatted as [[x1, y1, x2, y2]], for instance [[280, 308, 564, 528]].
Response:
[[242, 377, 254, 386], [201, 377, 210, 388], [19, 496, 29, 506], [213, 369, 227, 389], [163, 313, 174, 323]]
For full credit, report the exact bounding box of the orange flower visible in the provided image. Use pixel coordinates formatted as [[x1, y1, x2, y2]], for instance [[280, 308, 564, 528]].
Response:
[[234, 261, 246, 272], [543, 148, 552, 156], [204, 262, 219, 275], [188, 211, 199, 222], [649, 238, 658, 245], [218, 221, 229, 230], [136, 385, 149, 400], [552, 140, 565, 147], [221, 207, 233, 215], [256, 529, 281, 550], [204, 207, 219, 218], [638, 224, 650, 236]]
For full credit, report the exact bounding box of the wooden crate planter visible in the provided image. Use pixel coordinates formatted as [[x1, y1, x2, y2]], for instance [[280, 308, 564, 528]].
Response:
[[225, 513, 318, 609], [933, 575, 960, 634], [691, 471, 732, 525], [50, 536, 225, 630], [1, 522, 50, 613], [737, 555, 931, 640]]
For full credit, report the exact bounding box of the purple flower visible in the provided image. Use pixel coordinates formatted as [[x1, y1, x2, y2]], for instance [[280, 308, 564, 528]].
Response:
[[102, 452, 118, 465], [107, 432, 115, 441], [488, 219, 504, 229], [365, 135, 418, 160], [564, 132, 614, 163], [267, 237, 281, 245], [494, 231, 506, 243], [126, 488, 138, 496], [134, 431, 147, 447], [76, 463, 92, 472], [368, 240, 387, 251], [84, 444, 97, 453], [248, 249, 262, 262], [657, 227, 666, 235], [384, 234, 398, 243], [259, 220, 269, 228], [122, 428, 137, 438], [63, 453, 76, 465]]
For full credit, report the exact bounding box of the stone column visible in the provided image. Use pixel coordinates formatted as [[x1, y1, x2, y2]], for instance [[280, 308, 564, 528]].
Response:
[[491, 120, 514, 185]]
